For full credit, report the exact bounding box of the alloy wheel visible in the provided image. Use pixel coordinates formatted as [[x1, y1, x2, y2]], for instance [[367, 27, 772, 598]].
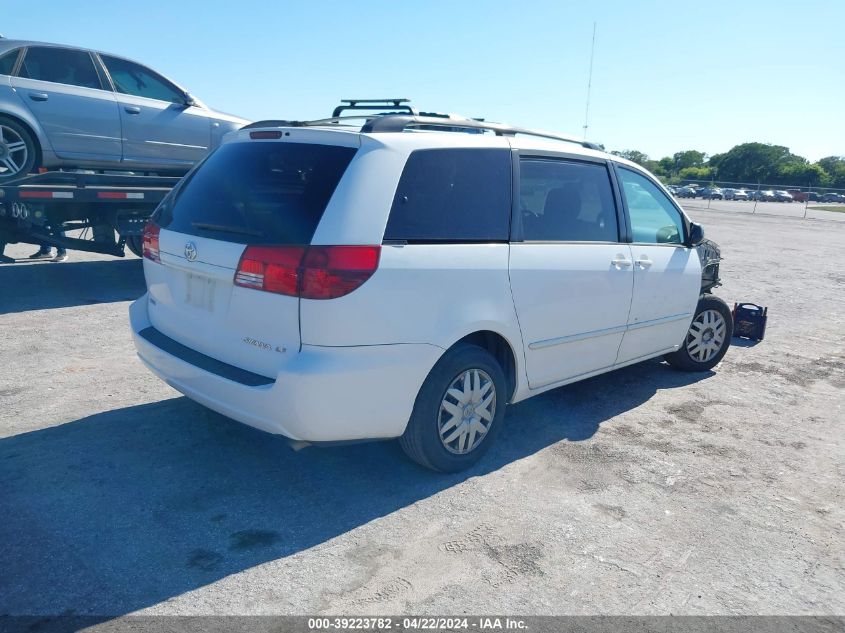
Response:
[[0, 125, 29, 177]]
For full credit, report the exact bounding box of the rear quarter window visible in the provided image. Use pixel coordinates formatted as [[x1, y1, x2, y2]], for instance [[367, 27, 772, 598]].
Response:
[[157, 141, 357, 245], [384, 148, 511, 242], [0, 49, 20, 76]]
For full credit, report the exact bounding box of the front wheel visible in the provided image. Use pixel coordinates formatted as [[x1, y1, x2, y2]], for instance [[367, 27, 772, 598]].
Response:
[[399, 345, 507, 472], [665, 295, 733, 371]]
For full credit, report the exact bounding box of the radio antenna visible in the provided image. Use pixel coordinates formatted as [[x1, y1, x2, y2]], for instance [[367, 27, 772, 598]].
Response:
[[583, 22, 597, 140]]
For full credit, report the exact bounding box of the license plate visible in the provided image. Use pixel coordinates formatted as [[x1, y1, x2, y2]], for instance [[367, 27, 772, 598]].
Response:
[[185, 273, 216, 311]]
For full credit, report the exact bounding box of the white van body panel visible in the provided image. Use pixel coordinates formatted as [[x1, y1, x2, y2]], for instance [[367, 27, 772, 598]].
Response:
[[131, 123, 714, 447]]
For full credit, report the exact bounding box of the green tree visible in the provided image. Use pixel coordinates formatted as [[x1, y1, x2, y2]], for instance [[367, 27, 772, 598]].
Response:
[[610, 149, 650, 166], [643, 159, 669, 179], [678, 166, 713, 181], [708, 143, 806, 184], [777, 163, 829, 187], [658, 156, 674, 176], [673, 150, 706, 173], [817, 156, 845, 189]]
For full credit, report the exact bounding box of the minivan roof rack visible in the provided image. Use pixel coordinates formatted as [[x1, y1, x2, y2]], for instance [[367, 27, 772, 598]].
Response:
[[360, 115, 603, 150], [242, 115, 382, 130], [241, 110, 603, 151], [332, 98, 416, 118]]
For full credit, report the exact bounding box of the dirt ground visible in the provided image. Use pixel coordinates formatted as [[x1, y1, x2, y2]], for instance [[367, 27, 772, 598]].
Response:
[[0, 207, 842, 616]]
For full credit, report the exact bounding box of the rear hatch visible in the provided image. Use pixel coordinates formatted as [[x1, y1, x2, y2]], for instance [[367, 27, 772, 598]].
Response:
[[144, 133, 359, 378]]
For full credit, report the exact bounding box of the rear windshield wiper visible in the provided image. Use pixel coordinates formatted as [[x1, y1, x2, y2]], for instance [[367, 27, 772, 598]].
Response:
[[191, 222, 264, 237]]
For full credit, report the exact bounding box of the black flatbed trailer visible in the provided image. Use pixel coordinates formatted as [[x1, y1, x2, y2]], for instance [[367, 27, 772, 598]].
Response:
[[0, 171, 181, 263]]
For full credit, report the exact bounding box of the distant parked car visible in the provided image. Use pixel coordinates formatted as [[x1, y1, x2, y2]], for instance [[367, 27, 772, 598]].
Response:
[[0, 39, 250, 181], [787, 189, 808, 202], [808, 191, 822, 202], [757, 190, 777, 202], [675, 186, 698, 198], [699, 187, 724, 200], [821, 192, 845, 203], [724, 188, 749, 201], [774, 190, 794, 202]]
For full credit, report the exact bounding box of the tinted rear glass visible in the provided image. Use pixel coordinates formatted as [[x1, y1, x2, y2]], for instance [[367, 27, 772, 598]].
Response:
[[519, 159, 619, 242], [0, 49, 20, 76], [384, 148, 511, 242], [19, 46, 101, 89], [157, 141, 357, 244]]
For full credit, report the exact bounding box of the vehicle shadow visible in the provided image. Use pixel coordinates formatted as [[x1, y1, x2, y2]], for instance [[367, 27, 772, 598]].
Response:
[[0, 258, 145, 315], [730, 337, 761, 348], [0, 359, 711, 616]]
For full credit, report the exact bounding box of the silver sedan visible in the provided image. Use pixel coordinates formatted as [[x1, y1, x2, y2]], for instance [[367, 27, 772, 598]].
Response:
[[0, 38, 249, 181]]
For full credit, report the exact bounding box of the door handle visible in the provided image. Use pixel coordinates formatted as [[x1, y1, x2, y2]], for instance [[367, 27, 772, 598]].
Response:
[[636, 256, 653, 269], [611, 256, 632, 268], [28, 92, 49, 102], [124, 106, 141, 114]]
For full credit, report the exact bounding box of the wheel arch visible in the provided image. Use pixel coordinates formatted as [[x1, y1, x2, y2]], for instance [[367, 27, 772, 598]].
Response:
[[447, 329, 520, 402]]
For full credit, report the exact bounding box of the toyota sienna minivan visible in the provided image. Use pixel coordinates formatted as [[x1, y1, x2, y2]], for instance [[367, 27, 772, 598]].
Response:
[[130, 113, 732, 472]]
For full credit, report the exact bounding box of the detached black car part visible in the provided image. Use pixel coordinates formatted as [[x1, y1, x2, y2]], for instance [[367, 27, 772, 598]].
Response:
[[732, 303, 768, 341]]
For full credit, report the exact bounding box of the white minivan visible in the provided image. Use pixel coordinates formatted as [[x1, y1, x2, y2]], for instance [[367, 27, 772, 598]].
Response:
[[130, 113, 732, 472]]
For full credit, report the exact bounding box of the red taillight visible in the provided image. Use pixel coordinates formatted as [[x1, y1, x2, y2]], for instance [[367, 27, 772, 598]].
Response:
[[301, 246, 381, 299], [234, 246, 305, 296], [249, 130, 283, 140], [142, 221, 161, 263], [234, 245, 381, 299]]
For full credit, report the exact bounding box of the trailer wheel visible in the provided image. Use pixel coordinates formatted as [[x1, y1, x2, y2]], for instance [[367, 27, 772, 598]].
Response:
[[125, 236, 144, 258], [0, 116, 37, 182]]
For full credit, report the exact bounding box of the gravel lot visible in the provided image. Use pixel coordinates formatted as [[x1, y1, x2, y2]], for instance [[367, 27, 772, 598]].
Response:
[[0, 208, 842, 617]]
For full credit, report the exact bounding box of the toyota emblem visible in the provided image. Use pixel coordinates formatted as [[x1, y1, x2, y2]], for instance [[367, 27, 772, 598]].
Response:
[[184, 241, 197, 261]]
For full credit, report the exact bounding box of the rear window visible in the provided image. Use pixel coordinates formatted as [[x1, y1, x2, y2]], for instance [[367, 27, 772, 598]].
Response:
[[19, 46, 102, 89], [156, 141, 357, 244], [0, 49, 20, 76], [384, 148, 511, 242]]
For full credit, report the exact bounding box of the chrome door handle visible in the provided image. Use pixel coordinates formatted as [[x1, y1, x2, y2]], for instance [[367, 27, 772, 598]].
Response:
[[124, 106, 141, 114], [29, 92, 49, 102], [611, 256, 632, 268], [636, 257, 653, 269]]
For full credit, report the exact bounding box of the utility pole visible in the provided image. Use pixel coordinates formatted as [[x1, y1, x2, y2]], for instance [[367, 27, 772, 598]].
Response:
[[582, 22, 597, 140]]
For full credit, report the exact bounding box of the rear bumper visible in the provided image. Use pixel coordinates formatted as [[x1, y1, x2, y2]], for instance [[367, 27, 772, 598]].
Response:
[[129, 294, 443, 442]]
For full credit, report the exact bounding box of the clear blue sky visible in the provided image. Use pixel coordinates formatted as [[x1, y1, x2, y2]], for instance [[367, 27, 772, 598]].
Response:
[[4, 0, 843, 161]]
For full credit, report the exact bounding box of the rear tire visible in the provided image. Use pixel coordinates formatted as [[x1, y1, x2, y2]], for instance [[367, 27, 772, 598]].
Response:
[[0, 116, 38, 182], [665, 295, 733, 372], [125, 236, 144, 258], [399, 344, 506, 472]]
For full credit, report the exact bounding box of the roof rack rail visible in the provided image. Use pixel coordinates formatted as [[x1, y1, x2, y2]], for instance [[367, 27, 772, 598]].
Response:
[[360, 115, 603, 150], [332, 98, 416, 118], [242, 115, 388, 130]]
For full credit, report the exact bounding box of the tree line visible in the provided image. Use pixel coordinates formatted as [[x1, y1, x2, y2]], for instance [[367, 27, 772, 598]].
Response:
[[609, 144, 845, 190]]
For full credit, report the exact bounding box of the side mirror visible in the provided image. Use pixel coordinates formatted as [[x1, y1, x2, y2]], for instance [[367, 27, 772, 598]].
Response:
[[687, 222, 705, 246]]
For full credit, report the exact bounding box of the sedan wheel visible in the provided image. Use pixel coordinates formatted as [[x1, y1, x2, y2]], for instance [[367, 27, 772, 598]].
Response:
[[0, 118, 37, 182], [0, 125, 29, 179]]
